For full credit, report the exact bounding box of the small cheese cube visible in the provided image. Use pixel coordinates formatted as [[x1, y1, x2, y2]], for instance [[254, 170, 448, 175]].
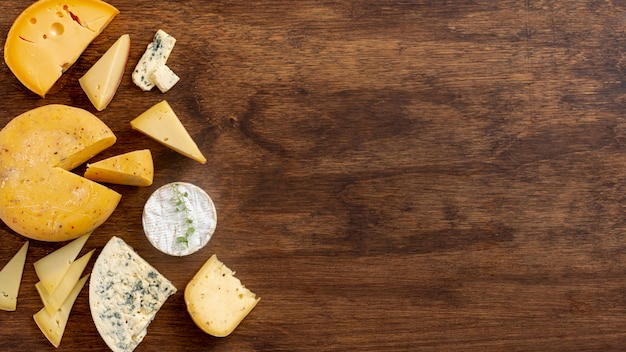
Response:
[[151, 65, 180, 93]]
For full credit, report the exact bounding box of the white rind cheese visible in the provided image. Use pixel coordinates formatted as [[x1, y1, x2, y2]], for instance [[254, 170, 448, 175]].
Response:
[[132, 29, 177, 91], [89, 236, 177, 352]]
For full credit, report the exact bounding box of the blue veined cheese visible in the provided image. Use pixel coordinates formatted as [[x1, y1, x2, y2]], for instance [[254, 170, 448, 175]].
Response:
[[89, 236, 176, 352], [132, 29, 177, 91], [150, 64, 180, 93]]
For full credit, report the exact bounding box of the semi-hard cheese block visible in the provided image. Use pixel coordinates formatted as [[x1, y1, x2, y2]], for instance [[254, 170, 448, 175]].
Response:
[[33, 233, 90, 294], [0, 241, 29, 311], [4, 0, 119, 97], [130, 100, 206, 163], [185, 254, 260, 337], [85, 149, 154, 186], [34, 274, 89, 348], [90, 236, 177, 352], [79, 34, 130, 111], [132, 29, 177, 91], [0, 105, 121, 242]]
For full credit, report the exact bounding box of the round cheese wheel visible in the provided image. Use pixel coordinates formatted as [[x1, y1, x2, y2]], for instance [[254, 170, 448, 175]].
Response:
[[142, 182, 216, 256]]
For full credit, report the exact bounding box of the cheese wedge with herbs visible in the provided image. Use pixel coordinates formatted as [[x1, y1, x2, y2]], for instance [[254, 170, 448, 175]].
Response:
[[33, 233, 90, 294], [85, 149, 154, 186], [34, 274, 89, 348], [130, 100, 206, 163], [185, 254, 260, 337], [4, 0, 119, 97], [0, 241, 29, 311], [90, 236, 177, 352], [0, 105, 121, 242]]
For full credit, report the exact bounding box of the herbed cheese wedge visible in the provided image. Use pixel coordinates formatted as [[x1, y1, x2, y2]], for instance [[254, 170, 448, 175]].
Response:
[[79, 34, 131, 111], [34, 274, 89, 348], [84, 149, 154, 186], [33, 233, 90, 294], [90, 236, 177, 352], [4, 0, 119, 97], [132, 29, 177, 91], [0, 105, 121, 242], [0, 241, 29, 311], [130, 100, 206, 164], [185, 254, 260, 337]]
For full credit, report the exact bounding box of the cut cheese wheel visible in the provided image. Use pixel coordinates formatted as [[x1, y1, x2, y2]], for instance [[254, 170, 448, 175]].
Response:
[[34, 274, 89, 348], [0, 105, 121, 242], [4, 0, 119, 97], [142, 182, 217, 256], [85, 149, 154, 186], [0, 241, 29, 311], [33, 233, 90, 294], [185, 254, 260, 337], [130, 100, 206, 164], [89, 236, 177, 352]]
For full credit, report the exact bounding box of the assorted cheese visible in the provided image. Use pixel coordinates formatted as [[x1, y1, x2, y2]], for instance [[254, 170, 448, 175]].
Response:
[[4, 0, 119, 97], [0, 241, 29, 311], [130, 100, 207, 163], [85, 149, 154, 186], [0, 105, 121, 242], [132, 29, 180, 92], [79, 34, 131, 111], [89, 236, 177, 352], [185, 255, 260, 337], [143, 182, 217, 256]]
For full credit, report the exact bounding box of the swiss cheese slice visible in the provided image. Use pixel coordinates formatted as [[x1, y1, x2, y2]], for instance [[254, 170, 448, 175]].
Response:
[[33, 233, 90, 294], [4, 0, 119, 97], [0, 241, 29, 311], [90, 236, 177, 352], [84, 149, 154, 186], [130, 100, 206, 164], [0, 105, 121, 242], [185, 254, 260, 337], [34, 274, 89, 348]]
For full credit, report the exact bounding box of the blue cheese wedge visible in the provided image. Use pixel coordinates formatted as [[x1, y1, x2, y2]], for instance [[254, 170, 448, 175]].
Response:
[[132, 29, 177, 91], [150, 64, 180, 93], [89, 236, 176, 352]]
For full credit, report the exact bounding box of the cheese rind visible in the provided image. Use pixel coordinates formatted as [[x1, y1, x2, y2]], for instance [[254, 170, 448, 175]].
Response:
[[0, 241, 29, 311], [185, 254, 260, 337], [85, 149, 154, 186], [0, 105, 121, 242], [132, 29, 177, 91], [89, 236, 177, 352], [130, 100, 206, 163], [4, 0, 119, 97]]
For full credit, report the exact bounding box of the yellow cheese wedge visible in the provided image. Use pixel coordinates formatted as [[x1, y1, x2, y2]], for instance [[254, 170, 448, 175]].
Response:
[[34, 274, 89, 348], [33, 234, 90, 294], [79, 34, 130, 111], [0, 105, 121, 242], [185, 254, 260, 337], [4, 0, 119, 97], [85, 149, 154, 186], [36, 249, 94, 314], [130, 100, 207, 164], [0, 241, 29, 311]]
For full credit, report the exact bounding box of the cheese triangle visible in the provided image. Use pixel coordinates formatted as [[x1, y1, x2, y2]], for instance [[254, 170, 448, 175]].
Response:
[[33, 233, 90, 294], [85, 149, 154, 186], [0, 241, 29, 311]]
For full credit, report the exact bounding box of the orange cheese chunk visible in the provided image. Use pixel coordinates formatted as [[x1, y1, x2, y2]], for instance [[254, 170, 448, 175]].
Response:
[[85, 149, 154, 186]]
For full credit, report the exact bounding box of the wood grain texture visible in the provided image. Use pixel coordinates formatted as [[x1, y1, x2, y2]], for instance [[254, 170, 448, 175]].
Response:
[[2, 0, 626, 350]]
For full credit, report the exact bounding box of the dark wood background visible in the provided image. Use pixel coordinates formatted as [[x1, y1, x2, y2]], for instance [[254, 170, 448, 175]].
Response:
[[1, 0, 626, 351]]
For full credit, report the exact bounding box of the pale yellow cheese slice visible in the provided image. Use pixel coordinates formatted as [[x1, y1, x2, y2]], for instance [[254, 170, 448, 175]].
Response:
[[0, 241, 29, 311], [36, 249, 94, 314], [0, 105, 121, 242], [85, 149, 154, 186], [34, 274, 89, 348], [4, 0, 119, 97], [79, 34, 130, 111], [185, 254, 260, 337], [130, 100, 207, 164], [33, 233, 90, 294]]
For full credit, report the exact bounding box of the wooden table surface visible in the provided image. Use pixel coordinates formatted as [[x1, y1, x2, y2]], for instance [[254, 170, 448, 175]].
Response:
[[2, 0, 626, 351]]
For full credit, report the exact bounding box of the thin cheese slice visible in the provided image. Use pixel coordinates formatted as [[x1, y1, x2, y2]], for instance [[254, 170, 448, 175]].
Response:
[[33, 233, 90, 294], [130, 100, 206, 164], [185, 254, 260, 337], [0, 105, 121, 242], [0, 241, 29, 311], [84, 149, 154, 186], [4, 0, 119, 97], [34, 274, 89, 348], [90, 236, 177, 352]]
